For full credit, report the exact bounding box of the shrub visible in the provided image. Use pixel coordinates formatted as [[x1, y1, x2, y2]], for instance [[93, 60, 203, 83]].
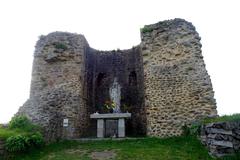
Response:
[[8, 115, 31, 130], [5, 135, 27, 152], [26, 132, 44, 147], [5, 133, 44, 153], [8, 115, 41, 132], [2, 116, 44, 154], [189, 122, 201, 135], [182, 122, 201, 136], [182, 124, 190, 136], [140, 27, 153, 33], [53, 42, 68, 50]]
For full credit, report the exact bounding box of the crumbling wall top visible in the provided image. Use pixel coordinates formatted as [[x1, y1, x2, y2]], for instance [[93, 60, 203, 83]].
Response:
[[34, 32, 89, 57]]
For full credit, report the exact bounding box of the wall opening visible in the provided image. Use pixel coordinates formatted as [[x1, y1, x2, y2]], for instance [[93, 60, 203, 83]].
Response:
[[129, 71, 137, 86], [96, 73, 106, 86]]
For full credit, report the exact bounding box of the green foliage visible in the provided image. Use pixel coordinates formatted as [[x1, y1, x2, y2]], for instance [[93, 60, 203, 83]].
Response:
[[1, 116, 44, 155], [5, 135, 27, 152], [8, 136, 240, 160], [8, 115, 41, 132], [26, 132, 44, 147], [182, 124, 191, 136], [12, 136, 215, 160], [203, 114, 240, 124], [182, 122, 201, 136], [8, 116, 31, 130], [222, 152, 240, 160], [0, 128, 26, 140], [5, 133, 44, 153], [140, 27, 153, 33], [190, 122, 201, 135], [53, 42, 68, 50], [103, 100, 115, 113], [182, 114, 240, 137]]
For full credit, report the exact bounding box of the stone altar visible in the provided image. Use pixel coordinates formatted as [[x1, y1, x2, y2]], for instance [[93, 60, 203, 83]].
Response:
[[90, 113, 131, 138]]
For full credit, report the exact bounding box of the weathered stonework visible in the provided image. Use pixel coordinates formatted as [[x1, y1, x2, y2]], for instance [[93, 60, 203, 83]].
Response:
[[141, 19, 217, 137], [18, 32, 89, 141], [201, 121, 240, 157], [17, 18, 217, 141]]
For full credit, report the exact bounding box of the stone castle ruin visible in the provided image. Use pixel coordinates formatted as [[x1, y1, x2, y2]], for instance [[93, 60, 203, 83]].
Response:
[[17, 18, 217, 141]]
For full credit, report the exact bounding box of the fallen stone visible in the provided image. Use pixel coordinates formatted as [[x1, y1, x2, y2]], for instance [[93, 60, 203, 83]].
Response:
[[211, 140, 233, 148], [207, 128, 232, 135], [90, 150, 116, 160]]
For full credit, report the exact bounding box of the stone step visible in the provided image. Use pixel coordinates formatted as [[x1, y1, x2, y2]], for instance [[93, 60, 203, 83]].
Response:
[[207, 128, 233, 135], [211, 140, 233, 148]]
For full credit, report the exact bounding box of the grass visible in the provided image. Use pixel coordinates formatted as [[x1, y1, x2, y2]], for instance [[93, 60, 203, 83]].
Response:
[[0, 116, 41, 140], [203, 114, 240, 124], [2, 114, 240, 160], [9, 136, 214, 160], [0, 128, 26, 140]]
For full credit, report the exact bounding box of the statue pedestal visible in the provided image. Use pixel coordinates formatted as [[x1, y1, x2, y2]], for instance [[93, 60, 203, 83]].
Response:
[[90, 113, 131, 138]]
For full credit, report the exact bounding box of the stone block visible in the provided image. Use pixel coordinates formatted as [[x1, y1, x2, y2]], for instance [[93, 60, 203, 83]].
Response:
[[118, 119, 125, 138], [207, 128, 232, 135], [211, 140, 233, 148], [97, 119, 104, 138]]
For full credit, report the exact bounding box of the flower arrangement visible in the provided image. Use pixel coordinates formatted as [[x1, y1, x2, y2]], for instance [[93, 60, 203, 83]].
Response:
[[104, 100, 116, 113]]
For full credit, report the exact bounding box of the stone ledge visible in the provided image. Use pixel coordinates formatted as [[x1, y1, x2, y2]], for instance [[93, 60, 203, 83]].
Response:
[[90, 113, 131, 119], [207, 128, 233, 135], [211, 140, 233, 148]]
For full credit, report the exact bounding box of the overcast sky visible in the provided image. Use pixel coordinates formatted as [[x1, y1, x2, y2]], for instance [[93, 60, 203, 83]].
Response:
[[0, 0, 239, 123]]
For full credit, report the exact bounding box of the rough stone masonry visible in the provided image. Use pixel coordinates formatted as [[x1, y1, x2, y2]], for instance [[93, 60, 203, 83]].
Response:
[[201, 121, 240, 157], [17, 18, 217, 141]]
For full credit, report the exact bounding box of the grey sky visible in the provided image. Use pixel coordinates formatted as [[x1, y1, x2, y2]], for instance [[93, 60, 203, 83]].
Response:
[[0, 0, 239, 123]]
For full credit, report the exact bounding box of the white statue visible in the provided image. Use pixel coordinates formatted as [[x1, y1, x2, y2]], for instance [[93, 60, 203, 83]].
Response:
[[109, 77, 121, 113]]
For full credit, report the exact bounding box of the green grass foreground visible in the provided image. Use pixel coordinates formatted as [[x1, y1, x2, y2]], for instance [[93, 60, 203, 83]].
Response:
[[2, 136, 240, 160], [7, 136, 215, 160], [0, 128, 26, 140], [203, 114, 240, 124]]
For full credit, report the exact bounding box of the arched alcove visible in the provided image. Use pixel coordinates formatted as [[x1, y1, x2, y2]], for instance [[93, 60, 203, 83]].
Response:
[[96, 73, 106, 86], [129, 71, 137, 86]]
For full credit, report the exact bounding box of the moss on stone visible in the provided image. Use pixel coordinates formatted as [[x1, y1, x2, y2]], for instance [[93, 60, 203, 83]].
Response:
[[0, 128, 26, 140], [140, 27, 153, 33], [53, 42, 68, 50], [203, 114, 240, 124]]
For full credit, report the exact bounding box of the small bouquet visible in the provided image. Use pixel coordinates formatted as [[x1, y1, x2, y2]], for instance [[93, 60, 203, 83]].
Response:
[[104, 100, 116, 113]]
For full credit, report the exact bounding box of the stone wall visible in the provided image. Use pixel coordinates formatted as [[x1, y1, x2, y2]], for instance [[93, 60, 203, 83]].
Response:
[[16, 18, 217, 140], [17, 32, 90, 141], [17, 32, 146, 140], [141, 19, 217, 137], [201, 121, 240, 157], [86, 48, 146, 136]]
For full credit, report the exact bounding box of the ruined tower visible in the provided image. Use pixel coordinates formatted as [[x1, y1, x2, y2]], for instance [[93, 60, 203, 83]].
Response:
[[141, 19, 217, 136], [17, 18, 217, 141]]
